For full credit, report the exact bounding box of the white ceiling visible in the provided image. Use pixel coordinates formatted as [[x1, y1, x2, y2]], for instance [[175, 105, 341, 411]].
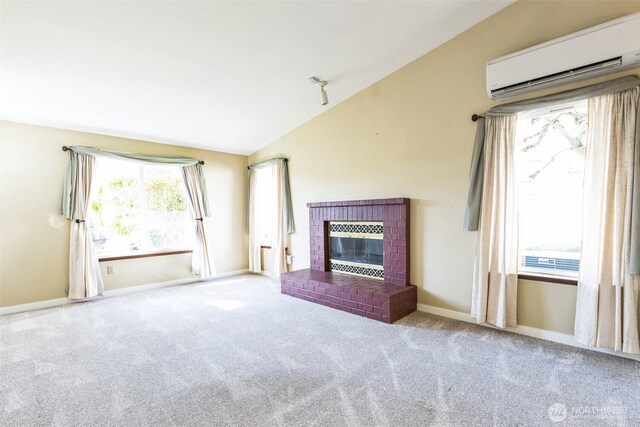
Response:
[[1, 1, 512, 155]]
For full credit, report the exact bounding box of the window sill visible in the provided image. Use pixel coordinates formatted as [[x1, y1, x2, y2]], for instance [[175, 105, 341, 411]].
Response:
[[99, 249, 192, 262], [518, 273, 577, 286]]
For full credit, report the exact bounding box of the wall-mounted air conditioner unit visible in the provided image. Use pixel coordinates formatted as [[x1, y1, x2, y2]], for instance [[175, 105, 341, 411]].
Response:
[[486, 12, 640, 100]]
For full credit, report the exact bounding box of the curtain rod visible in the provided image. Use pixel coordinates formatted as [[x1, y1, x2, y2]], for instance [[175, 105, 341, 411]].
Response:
[[470, 76, 640, 123], [61, 146, 205, 165], [247, 157, 288, 170]]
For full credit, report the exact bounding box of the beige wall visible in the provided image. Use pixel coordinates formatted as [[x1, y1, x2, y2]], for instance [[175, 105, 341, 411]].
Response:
[[0, 121, 248, 307], [249, 1, 640, 335]]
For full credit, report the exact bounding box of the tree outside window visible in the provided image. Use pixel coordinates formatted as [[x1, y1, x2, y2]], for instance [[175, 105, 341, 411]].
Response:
[[515, 100, 588, 276], [88, 158, 193, 256]]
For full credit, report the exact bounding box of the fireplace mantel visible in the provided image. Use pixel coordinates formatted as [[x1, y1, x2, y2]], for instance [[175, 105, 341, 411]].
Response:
[[306, 198, 409, 208]]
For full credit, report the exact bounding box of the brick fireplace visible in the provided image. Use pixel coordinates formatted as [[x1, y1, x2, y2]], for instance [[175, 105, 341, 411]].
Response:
[[281, 198, 417, 323]]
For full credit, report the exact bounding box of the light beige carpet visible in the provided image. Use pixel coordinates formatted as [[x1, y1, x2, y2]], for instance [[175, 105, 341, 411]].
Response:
[[1, 274, 638, 426]]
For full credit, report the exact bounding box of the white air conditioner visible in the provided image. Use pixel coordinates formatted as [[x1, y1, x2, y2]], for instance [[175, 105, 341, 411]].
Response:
[[486, 12, 640, 100]]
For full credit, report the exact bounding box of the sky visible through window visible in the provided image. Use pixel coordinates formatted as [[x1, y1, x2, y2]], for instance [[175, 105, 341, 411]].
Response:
[[515, 100, 588, 275], [88, 158, 194, 256]]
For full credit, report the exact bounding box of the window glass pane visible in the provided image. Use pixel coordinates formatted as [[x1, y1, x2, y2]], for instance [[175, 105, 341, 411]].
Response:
[[141, 164, 193, 251], [515, 101, 587, 276], [88, 158, 193, 256]]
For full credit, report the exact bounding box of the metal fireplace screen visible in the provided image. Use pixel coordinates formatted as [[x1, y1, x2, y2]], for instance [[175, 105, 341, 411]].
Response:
[[329, 221, 383, 280]]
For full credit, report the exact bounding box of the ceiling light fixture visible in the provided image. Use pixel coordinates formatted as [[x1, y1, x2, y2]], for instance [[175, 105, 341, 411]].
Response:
[[309, 76, 328, 106]]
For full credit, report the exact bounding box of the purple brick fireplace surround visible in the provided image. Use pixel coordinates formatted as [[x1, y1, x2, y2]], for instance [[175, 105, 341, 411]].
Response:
[[280, 198, 417, 323]]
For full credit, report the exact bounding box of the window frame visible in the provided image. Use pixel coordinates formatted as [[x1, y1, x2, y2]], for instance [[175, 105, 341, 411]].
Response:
[[514, 99, 587, 286], [98, 249, 193, 262], [518, 273, 577, 286], [89, 158, 194, 259]]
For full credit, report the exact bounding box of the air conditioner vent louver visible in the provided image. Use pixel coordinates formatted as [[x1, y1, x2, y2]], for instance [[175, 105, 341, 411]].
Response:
[[491, 57, 623, 99]]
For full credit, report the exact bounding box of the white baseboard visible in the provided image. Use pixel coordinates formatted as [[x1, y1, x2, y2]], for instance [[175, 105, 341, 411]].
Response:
[[416, 304, 640, 362], [0, 269, 250, 316], [103, 277, 200, 298], [0, 296, 75, 316], [210, 269, 250, 279], [417, 304, 476, 323]]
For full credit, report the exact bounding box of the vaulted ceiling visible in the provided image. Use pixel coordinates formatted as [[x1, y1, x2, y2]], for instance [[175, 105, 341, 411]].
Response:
[[1, 1, 512, 155]]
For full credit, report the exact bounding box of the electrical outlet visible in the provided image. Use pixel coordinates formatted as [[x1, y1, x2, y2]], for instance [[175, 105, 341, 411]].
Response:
[[107, 265, 115, 274]]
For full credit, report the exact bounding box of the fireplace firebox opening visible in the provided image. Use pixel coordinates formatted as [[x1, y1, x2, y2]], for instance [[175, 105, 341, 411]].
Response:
[[329, 221, 383, 279]]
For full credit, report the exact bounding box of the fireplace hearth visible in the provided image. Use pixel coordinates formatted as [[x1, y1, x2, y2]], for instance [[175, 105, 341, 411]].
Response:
[[280, 198, 417, 323]]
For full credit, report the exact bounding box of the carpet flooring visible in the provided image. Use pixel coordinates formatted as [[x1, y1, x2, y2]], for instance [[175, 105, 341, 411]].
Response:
[[1, 274, 639, 426]]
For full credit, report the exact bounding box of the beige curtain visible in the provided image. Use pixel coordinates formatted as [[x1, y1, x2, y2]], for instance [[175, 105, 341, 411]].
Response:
[[271, 161, 288, 278], [574, 87, 640, 354], [182, 164, 216, 279], [247, 163, 288, 278], [471, 115, 519, 328], [65, 152, 104, 299], [248, 169, 261, 273]]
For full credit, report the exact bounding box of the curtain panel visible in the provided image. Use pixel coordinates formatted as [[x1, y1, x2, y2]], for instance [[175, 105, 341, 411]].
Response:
[[462, 117, 486, 231], [247, 158, 295, 234], [248, 169, 261, 273], [247, 158, 294, 278], [61, 152, 104, 299], [182, 164, 215, 279], [470, 116, 519, 328], [574, 87, 640, 354], [271, 161, 289, 278]]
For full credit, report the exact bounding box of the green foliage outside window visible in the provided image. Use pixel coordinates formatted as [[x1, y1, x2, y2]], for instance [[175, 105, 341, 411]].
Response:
[[88, 160, 192, 255], [91, 176, 187, 237], [145, 178, 187, 212]]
